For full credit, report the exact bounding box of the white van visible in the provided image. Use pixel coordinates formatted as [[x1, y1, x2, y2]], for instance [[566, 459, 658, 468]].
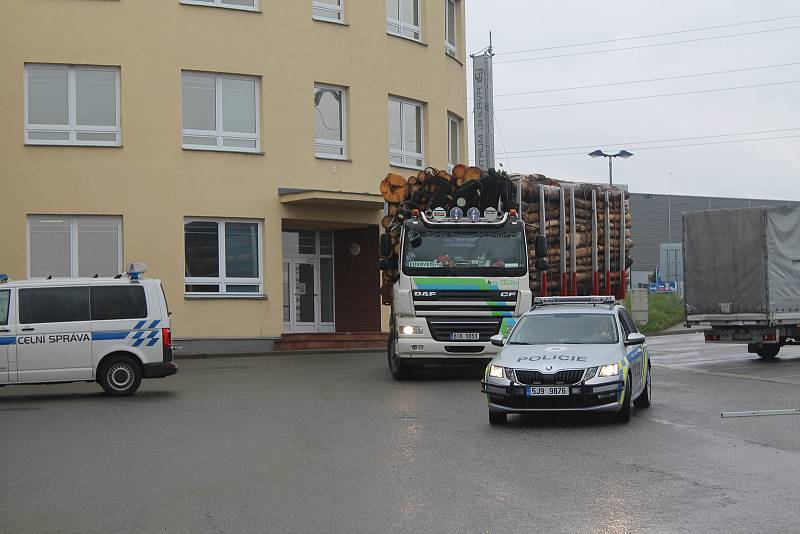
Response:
[[0, 264, 176, 396]]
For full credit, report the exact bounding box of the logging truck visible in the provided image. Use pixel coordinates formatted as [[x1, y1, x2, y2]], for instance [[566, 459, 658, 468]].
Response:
[[378, 166, 633, 380]]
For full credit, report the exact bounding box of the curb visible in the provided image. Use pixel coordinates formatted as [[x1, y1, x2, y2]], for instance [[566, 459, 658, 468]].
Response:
[[175, 348, 384, 360]]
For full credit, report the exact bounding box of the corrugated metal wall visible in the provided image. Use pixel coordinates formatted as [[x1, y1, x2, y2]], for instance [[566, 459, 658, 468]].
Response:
[[629, 193, 799, 276]]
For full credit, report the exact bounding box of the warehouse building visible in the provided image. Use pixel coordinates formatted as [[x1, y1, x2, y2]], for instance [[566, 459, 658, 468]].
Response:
[[628, 192, 800, 288], [1, 0, 467, 353]]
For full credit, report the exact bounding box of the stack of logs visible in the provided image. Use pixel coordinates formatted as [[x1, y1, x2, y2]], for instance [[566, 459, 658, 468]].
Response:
[[519, 174, 633, 296]]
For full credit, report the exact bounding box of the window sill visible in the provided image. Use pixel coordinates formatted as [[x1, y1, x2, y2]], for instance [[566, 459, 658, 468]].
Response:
[[182, 146, 264, 155], [25, 142, 123, 148], [387, 32, 428, 47], [390, 162, 425, 172], [315, 155, 352, 162], [312, 17, 349, 26], [185, 294, 267, 300], [446, 50, 463, 66], [179, 1, 261, 13]]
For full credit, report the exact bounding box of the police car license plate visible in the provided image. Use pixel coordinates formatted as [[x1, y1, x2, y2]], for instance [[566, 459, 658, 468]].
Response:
[[450, 332, 479, 341], [527, 386, 569, 396]]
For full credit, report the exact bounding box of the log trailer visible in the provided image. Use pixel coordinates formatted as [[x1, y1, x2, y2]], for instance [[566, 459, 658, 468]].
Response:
[[378, 166, 633, 380]]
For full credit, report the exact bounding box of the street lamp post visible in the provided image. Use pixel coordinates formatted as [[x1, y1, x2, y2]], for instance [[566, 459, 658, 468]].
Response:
[[588, 149, 634, 186]]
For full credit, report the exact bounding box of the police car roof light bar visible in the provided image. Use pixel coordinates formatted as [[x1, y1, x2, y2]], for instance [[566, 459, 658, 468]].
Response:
[[533, 295, 616, 308]]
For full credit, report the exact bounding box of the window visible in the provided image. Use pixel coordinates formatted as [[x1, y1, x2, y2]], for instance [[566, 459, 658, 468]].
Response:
[[387, 0, 421, 41], [28, 216, 122, 278], [182, 72, 260, 153], [180, 0, 257, 11], [314, 84, 347, 159], [91, 286, 148, 321], [184, 218, 263, 295], [388, 96, 424, 169], [25, 64, 120, 146], [19, 287, 91, 325], [448, 113, 461, 169], [619, 309, 638, 335], [445, 0, 457, 57], [313, 0, 343, 22], [0, 290, 9, 326]]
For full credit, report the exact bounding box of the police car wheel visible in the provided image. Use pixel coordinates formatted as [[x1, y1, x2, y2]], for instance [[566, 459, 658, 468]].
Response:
[[388, 336, 418, 381], [616, 374, 632, 423], [633, 364, 652, 409], [98, 355, 142, 396], [489, 411, 507, 425]]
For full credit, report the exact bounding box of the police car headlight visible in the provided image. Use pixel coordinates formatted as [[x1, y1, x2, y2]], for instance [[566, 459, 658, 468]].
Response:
[[400, 325, 423, 336], [598, 363, 619, 377], [488, 364, 506, 379]]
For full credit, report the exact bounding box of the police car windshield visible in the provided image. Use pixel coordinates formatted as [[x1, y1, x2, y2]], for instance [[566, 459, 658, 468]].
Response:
[[402, 228, 526, 277], [509, 313, 619, 345]]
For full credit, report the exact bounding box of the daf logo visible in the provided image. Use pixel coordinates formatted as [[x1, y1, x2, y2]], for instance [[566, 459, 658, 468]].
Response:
[[413, 291, 437, 297]]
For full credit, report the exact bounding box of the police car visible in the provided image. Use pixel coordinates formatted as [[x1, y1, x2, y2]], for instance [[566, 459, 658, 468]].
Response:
[[0, 263, 176, 396], [481, 296, 651, 425]]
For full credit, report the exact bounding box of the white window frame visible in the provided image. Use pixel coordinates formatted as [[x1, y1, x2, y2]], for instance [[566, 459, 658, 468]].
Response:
[[180, 0, 259, 12], [184, 218, 264, 297], [26, 216, 123, 278], [445, 0, 457, 58], [314, 83, 347, 160], [312, 0, 344, 23], [389, 96, 425, 170], [387, 0, 422, 42], [24, 64, 121, 147], [447, 112, 461, 170], [182, 71, 261, 154]]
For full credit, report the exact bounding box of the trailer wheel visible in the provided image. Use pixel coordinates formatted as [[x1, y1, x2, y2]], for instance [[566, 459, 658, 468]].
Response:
[[756, 345, 780, 360]]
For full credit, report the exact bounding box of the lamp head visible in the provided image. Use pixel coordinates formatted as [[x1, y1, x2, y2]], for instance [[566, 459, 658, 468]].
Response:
[[588, 150, 605, 158]]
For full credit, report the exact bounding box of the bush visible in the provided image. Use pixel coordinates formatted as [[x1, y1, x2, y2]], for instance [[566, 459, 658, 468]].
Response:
[[623, 293, 684, 334]]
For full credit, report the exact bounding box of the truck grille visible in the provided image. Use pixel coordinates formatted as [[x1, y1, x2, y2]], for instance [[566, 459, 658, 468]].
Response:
[[513, 369, 585, 385], [426, 317, 502, 342], [412, 290, 518, 317]]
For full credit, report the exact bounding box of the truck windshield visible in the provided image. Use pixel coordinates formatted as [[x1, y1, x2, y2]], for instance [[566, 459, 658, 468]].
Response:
[[509, 313, 619, 345], [402, 228, 527, 277]]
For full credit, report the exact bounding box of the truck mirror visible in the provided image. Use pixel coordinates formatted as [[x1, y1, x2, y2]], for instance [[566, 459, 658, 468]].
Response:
[[535, 258, 549, 272], [379, 233, 393, 257], [535, 235, 547, 258], [408, 231, 423, 249], [378, 258, 397, 271], [490, 334, 505, 347]]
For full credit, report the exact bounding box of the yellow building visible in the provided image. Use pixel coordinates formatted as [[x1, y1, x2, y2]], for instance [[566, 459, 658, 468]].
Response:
[[0, 0, 468, 353]]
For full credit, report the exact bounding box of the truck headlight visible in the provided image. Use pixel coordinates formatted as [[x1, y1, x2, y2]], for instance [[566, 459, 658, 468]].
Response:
[[400, 325, 423, 336], [598, 363, 620, 377], [488, 364, 506, 379]]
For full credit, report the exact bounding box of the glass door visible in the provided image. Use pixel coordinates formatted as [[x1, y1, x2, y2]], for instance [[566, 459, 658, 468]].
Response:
[[282, 229, 336, 334]]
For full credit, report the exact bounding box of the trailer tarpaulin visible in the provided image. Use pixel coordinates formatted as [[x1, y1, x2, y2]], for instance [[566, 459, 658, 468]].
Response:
[[766, 207, 800, 313]]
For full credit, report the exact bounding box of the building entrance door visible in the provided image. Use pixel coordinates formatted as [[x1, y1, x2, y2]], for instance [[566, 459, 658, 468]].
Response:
[[282, 230, 336, 334]]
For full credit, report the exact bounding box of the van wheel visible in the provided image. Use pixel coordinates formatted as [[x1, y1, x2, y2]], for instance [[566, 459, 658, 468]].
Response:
[[633, 365, 652, 409], [756, 346, 780, 359], [616, 374, 632, 423], [98, 355, 142, 396]]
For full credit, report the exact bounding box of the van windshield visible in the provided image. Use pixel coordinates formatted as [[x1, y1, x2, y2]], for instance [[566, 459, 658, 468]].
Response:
[[509, 313, 619, 345]]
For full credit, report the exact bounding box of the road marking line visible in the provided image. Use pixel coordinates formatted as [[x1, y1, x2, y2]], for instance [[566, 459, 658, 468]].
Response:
[[653, 363, 800, 386]]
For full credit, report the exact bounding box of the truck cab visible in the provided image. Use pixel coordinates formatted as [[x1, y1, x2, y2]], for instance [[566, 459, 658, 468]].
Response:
[[388, 209, 531, 379]]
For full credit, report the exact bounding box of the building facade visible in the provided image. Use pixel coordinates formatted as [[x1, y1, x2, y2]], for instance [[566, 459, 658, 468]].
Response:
[[1, 0, 468, 352]]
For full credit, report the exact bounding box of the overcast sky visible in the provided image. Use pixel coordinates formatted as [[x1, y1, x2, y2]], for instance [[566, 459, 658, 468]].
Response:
[[465, 0, 800, 199]]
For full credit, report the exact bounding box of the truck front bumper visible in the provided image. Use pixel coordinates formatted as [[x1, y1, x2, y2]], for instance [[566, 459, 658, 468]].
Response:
[[395, 337, 499, 360]]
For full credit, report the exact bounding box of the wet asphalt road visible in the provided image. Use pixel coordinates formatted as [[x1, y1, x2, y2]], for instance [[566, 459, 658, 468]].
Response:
[[1, 334, 800, 534]]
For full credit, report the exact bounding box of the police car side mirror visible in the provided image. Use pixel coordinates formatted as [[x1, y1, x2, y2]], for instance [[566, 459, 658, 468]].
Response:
[[490, 334, 505, 347], [625, 333, 646, 346]]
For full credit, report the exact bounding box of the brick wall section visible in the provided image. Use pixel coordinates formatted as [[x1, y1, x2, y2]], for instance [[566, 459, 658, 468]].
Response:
[[334, 226, 381, 332]]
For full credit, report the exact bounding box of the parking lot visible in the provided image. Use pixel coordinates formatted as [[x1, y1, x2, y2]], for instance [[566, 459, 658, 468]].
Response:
[[2, 333, 800, 533]]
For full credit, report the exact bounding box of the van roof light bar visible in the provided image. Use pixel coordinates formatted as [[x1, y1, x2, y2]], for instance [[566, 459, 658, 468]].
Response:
[[125, 262, 148, 280], [0, 274, 8, 283]]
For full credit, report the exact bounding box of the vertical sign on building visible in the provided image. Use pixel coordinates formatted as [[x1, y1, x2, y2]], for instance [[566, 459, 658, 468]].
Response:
[[472, 50, 495, 170]]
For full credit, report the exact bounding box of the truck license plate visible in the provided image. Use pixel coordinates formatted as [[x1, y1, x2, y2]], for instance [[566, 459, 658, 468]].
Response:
[[450, 332, 479, 341], [527, 386, 569, 397]]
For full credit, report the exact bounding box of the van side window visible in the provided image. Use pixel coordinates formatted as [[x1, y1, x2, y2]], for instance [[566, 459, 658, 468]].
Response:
[[19, 287, 90, 324], [0, 290, 9, 326], [91, 286, 147, 320]]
